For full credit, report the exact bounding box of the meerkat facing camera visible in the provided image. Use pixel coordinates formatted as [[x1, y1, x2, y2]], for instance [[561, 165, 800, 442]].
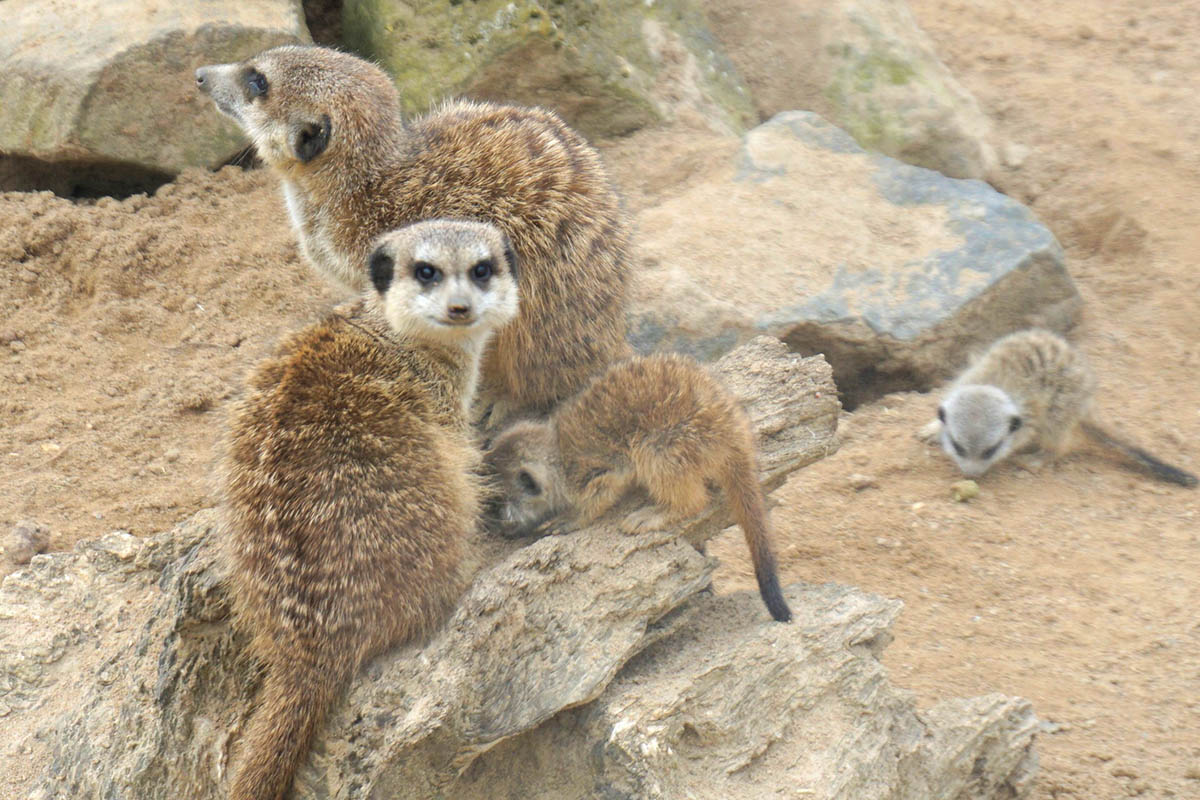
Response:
[[929, 328, 1196, 487], [485, 353, 793, 623], [195, 45, 630, 426], [222, 219, 518, 800]]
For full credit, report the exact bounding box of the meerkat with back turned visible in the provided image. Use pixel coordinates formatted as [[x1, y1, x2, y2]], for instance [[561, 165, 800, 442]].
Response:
[[929, 328, 1197, 487], [221, 219, 519, 800], [485, 353, 793, 623], [195, 45, 631, 426]]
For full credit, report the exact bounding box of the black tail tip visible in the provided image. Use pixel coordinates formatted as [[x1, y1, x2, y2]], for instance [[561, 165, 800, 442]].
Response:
[[1151, 463, 1198, 488], [759, 574, 793, 623]]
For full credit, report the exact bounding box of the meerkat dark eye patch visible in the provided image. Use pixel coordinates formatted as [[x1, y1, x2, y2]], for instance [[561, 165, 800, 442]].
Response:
[[368, 249, 394, 293], [244, 68, 269, 99], [937, 406, 946, 423], [293, 114, 331, 163], [471, 258, 494, 283], [502, 236, 519, 282], [950, 439, 966, 458], [517, 469, 541, 496], [413, 261, 441, 284], [981, 442, 1002, 460], [1009, 415, 1023, 433]]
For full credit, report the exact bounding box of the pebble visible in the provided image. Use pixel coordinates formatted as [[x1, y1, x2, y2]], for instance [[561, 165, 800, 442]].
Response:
[[164, 449, 182, 463], [951, 479, 980, 502], [9, 339, 26, 353], [848, 473, 877, 491]]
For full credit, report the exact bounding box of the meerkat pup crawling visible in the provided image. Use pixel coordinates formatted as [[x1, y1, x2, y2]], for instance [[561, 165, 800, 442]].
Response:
[[221, 219, 518, 800], [195, 45, 630, 425], [485, 353, 793, 623], [930, 328, 1197, 487]]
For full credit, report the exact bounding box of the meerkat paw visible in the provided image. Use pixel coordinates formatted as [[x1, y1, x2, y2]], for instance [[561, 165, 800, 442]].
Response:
[[620, 507, 675, 535], [918, 419, 942, 444], [1012, 453, 1047, 474]]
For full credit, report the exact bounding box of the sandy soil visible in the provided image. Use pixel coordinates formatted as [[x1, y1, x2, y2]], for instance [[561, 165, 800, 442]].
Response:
[[2, 2, 1198, 798]]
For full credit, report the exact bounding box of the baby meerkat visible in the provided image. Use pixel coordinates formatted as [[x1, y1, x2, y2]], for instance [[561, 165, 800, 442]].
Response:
[[221, 219, 518, 800], [195, 45, 630, 425], [930, 328, 1197, 487], [485, 353, 793, 623]]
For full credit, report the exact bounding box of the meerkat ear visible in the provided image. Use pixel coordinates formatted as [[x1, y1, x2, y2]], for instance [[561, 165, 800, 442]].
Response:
[[502, 235, 519, 282], [294, 114, 331, 162], [1009, 415, 1023, 433], [369, 248, 394, 294], [937, 406, 946, 423]]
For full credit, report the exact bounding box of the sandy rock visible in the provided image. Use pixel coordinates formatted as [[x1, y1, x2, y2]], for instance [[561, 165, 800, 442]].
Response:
[[341, 0, 755, 138], [629, 111, 1080, 407], [0, 1, 307, 194], [705, 0, 1000, 179], [3, 520, 48, 566]]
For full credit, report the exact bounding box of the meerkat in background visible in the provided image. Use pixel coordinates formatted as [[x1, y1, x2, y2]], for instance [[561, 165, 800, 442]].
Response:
[[485, 353, 793, 623], [929, 328, 1197, 487], [195, 45, 630, 425], [221, 219, 519, 800]]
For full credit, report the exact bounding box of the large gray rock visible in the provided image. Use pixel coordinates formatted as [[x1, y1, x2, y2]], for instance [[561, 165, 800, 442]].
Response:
[[0, 1, 307, 193], [629, 111, 1080, 407], [704, 0, 1000, 179], [341, 0, 756, 139]]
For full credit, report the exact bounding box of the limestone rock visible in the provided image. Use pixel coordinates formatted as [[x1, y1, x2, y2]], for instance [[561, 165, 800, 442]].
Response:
[[4, 520, 49, 566], [0, 1, 307, 194], [629, 111, 1080, 407], [341, 0, 755, 139], [705, 0, 1000, 179]]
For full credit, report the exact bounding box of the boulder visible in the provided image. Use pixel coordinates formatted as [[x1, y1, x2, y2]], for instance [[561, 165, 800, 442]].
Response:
[[341, 0, 756, 139], [704, 0, 1000, 179], [628, 111, 1080, 408], [0, 1, 308, 194]]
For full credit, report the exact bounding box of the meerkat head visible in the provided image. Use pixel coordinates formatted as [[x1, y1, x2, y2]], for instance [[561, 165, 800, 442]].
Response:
[[195, 45, 401, 172], [366, 219, 519, 349], [484, 420, 569, 538], [937, 385, 1024, 477]]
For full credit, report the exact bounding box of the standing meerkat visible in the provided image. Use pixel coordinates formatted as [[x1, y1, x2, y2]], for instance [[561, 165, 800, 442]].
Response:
[[484, 353, 793, 623], [221, 219, 519, 800], [195, 45, 631, 424], [929, 328, 1197, 487]]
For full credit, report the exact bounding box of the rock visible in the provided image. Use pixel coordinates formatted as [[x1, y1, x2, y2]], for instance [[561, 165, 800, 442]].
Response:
[[705, 0, 1000, 179], [453, 587, 1038, 799], [341, 0, 755, 139], [4, 520, 48, 566], [849, 472, 878, 491], [629, 111, 1081, 408], [951, 479, 981, 502], [0, 1, 307, 195]]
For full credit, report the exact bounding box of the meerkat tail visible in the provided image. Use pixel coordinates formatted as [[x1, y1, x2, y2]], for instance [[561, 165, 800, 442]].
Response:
[[720, 451, 792, 622], [231, 653, 352, 800], [1079, 420, 1198, 488]]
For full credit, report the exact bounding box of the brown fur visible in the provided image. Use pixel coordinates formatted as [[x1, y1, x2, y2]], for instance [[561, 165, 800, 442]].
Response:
[[197, 45, 631, 424], [221, 220, 519, 800], [935, 329, 1196, 486], [485, 353, 792, 622]]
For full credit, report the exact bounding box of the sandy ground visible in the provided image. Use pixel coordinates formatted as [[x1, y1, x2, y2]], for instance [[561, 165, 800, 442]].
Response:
[[2, 1, 1199, 798]]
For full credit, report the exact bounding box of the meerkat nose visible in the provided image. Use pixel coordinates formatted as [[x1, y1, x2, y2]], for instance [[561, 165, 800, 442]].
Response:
[[447, 301, 472, 320], [195, 67, 211, 92]]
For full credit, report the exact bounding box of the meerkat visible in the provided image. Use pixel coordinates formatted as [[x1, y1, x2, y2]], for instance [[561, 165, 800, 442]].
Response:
[[928, 328, 1197, 487], [221, 219, 519, 800], [195, 44, 631, 425], [485, 353, 793, 623]]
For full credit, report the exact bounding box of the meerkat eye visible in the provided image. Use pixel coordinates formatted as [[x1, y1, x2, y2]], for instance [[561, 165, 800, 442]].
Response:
[[245, 69, 268, 98], [517, 469, 541, 496], [1008, 415, 1023, 433], [413, 262, 441, 284], [471, 259, 494, 282]]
